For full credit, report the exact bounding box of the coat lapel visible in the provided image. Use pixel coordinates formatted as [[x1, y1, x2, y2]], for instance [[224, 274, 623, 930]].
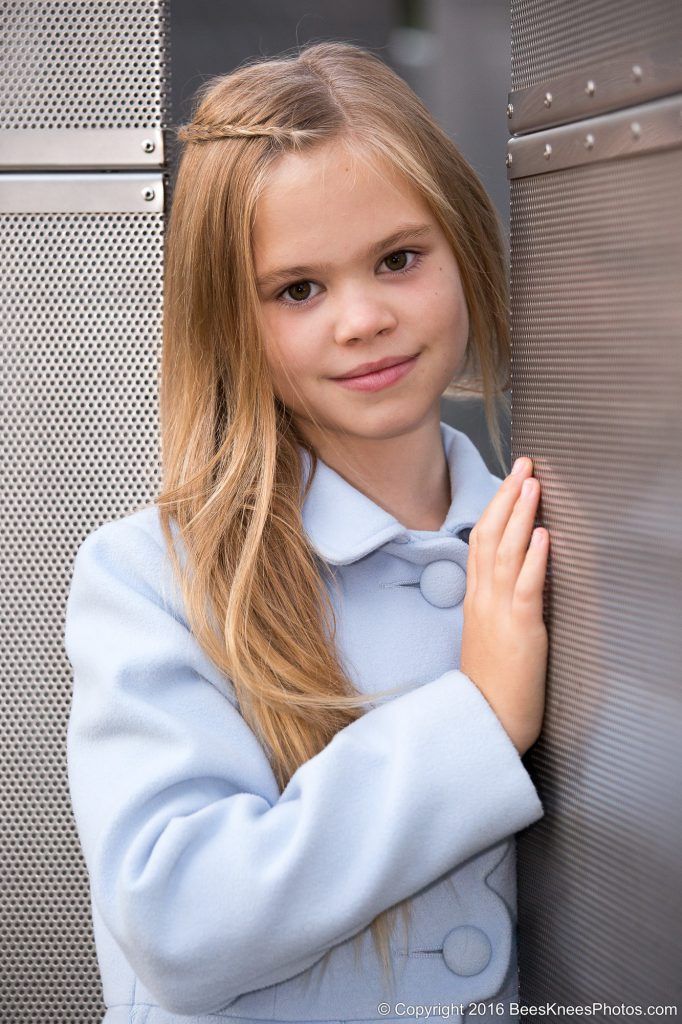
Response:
[[299, 422, 504, 567]]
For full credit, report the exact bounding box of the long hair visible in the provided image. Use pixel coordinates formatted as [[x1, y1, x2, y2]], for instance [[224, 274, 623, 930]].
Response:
[[156, 39, 511, 988]]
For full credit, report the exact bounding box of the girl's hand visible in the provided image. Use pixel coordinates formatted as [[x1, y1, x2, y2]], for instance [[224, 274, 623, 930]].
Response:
[[460, 458, 549, 757]]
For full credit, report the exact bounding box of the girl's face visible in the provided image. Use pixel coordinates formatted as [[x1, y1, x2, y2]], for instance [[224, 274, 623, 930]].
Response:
[[252, 140, 469, 445]]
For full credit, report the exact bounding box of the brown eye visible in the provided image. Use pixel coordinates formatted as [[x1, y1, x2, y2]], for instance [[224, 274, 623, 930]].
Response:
[[286, 282, 312, 302], [385, 251, 408, 271]]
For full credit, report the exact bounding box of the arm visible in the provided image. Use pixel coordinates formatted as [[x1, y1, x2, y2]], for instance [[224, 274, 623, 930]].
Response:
[[65, 516, 544, 1016]]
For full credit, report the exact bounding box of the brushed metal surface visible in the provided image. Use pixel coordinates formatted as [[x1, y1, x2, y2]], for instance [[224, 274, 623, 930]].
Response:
[[507, 94, 682, 178], [0, 127, 167, 169], [508, 39, 682, 135], [510, 0, 682, 95], [510, 142, 682, 1008], [0, 172, 166, 212]]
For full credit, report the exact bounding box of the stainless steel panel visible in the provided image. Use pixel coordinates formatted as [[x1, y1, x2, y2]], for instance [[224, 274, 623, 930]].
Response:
[[507, 94, 682, 179], [0, 127, 167, 169], [0, 0, 170, 129], [511, 141, 682, 1008], [508, 1, 682, 133], [0, 172, 166, 212], [1, 2, 170, 1022]]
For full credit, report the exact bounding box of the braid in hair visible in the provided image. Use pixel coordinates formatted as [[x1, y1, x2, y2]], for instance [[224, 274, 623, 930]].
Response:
[[175, 122, 318, 144]]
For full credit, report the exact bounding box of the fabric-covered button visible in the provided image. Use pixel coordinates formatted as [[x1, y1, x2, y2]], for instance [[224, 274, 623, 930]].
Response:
[[419, 559, 466, 608], [442, 925, 492, 976]]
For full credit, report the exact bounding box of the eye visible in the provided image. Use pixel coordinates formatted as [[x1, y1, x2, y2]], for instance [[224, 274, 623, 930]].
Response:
[[276, 279, 322, 307], [274, 248, 425, 309], [383, 250, 417, 273], [380, 248, 426, 279]]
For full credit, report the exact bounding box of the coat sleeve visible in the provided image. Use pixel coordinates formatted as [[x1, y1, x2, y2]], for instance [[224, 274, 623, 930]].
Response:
[[64, 514, 544, 1016]]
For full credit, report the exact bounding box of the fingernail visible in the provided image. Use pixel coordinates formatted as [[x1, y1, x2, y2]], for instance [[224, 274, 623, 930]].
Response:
[[511, 457, 526, 475]]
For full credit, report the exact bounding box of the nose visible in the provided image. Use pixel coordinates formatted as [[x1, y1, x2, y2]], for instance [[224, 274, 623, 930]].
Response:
[[332, 290, 398, 346]]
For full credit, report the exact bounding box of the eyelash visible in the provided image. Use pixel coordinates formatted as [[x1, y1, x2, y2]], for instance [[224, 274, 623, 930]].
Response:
[[274, 249, 425, 310]]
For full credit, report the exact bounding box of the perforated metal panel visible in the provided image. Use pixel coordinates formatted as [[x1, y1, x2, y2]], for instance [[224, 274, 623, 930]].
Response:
[[508, 0, 682, 135], [1, 2, 170, 1022], [0, 0, 169, 129], [511, 0, 682, 93], [508, 7, 682, 1011]]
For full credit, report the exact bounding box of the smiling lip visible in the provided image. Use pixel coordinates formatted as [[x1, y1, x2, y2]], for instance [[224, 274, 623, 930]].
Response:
[[332, 353, 417, 379], [330, 353, 419, 393]]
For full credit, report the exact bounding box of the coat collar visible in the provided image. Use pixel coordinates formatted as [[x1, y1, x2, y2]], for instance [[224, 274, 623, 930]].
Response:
[[299, 421, 503, 566]]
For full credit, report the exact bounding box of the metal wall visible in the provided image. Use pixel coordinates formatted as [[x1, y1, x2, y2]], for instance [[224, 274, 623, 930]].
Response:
[[0, 2, 170, 1021], [507, 0, 682, 1010]]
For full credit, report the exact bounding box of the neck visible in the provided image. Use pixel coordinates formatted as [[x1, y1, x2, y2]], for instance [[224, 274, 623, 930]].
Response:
[[299, 411, 451, 532]]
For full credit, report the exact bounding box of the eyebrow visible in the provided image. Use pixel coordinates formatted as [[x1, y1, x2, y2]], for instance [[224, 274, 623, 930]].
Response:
[[255, 222, 434, 290]]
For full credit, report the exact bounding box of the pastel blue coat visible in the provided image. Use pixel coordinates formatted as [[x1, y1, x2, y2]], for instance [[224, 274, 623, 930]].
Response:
[[64, 421, 545, 1024]]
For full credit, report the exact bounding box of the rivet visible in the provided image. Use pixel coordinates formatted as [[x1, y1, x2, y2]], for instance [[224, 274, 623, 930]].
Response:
[[506, 103, 514, 119], [543, 143, 552, 160], [584, 133, 595, 150], [585, 80, 596, 97], [544, 92, 553, 108], [141, 138, 155, 153], [631, 65, 643, 82], [142, 187, 156, 201], [506, 152, 513, 167], [630, 122, 642, 140]]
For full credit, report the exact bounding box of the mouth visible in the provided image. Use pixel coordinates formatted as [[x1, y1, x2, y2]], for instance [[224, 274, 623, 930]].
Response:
[[331, 353, 419, 380], [329, 352, 420, 393]]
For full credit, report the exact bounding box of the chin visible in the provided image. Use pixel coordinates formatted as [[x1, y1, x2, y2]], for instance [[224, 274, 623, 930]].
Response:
[[335, 403, 435, 440]]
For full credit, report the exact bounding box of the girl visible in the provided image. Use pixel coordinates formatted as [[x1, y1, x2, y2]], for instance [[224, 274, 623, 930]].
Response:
[[65, 40, 549, 1024]]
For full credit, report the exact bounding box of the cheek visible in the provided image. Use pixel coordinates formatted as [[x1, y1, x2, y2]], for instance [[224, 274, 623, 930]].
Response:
[[420, 267, 468, 339], [262, 313, 319, 388], [452, 286, 469, 337], [441, 265, 468, 333]]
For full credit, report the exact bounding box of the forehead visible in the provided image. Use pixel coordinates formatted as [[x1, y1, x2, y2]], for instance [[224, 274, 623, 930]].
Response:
[[251, 140, 433, 266]]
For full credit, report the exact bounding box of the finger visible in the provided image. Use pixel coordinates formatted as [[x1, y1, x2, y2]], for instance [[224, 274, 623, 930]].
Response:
[[474, 459, 533, 585], [493, 476, 542, 587], [513, 526, 550, 620]]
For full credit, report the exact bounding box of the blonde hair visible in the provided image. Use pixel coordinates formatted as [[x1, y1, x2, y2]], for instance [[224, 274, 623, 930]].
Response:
[[157, 40, 511, 990]]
